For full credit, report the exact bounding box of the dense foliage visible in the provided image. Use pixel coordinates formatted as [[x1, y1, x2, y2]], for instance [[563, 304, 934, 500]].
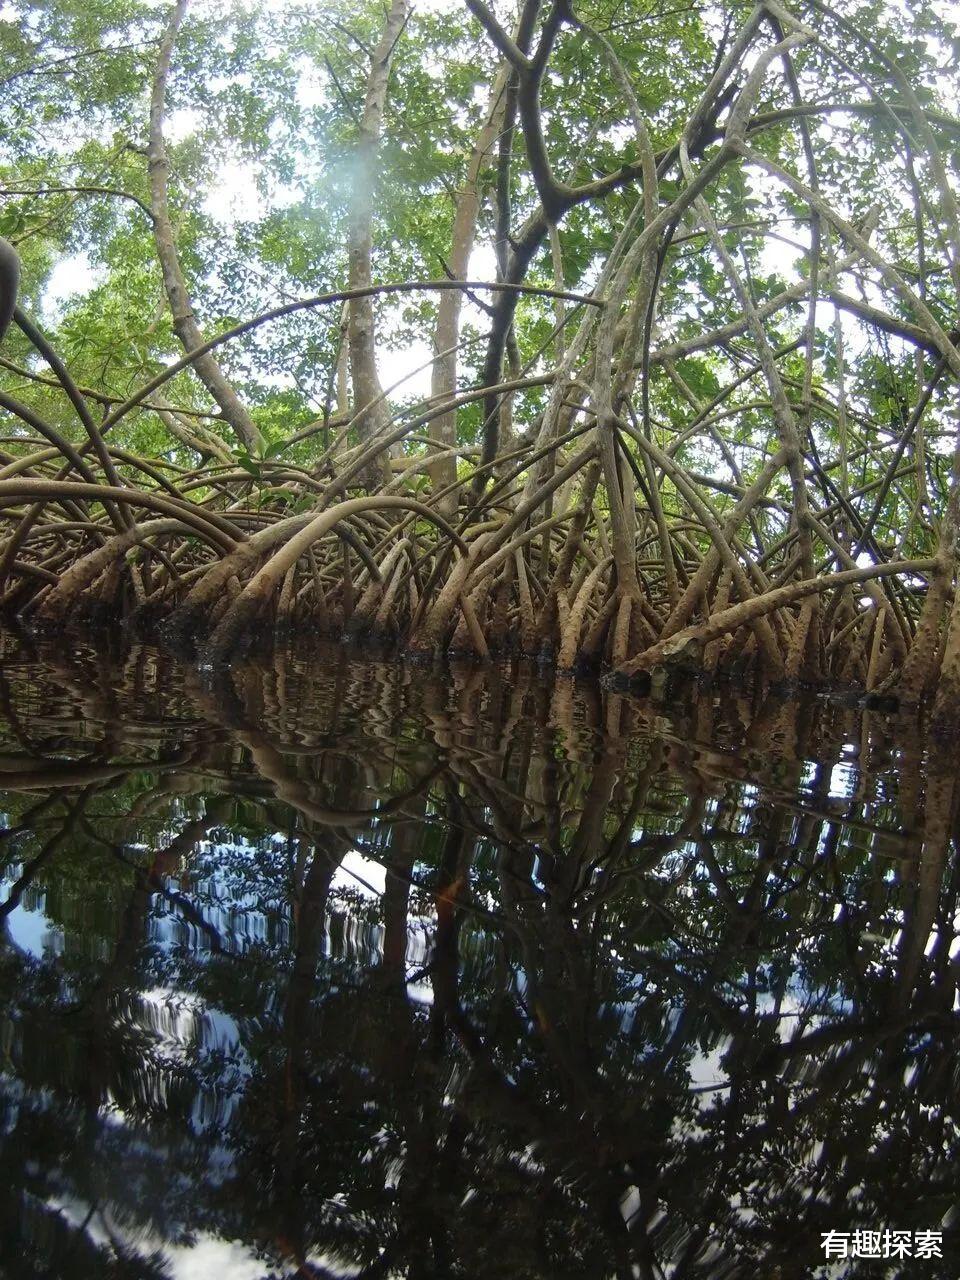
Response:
[[0, 0, 959, 710]]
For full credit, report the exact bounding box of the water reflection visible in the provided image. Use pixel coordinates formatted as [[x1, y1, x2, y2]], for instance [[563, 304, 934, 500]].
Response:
[[0, 635, 957, 1278]]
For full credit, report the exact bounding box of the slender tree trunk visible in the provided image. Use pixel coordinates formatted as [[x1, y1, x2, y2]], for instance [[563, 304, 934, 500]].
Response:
[[148, 0, 264, 455], [347, 0, 410, 485], [428, 67, 508, 517], [0, 236, 20, 344], [913, 442, 960, 711]]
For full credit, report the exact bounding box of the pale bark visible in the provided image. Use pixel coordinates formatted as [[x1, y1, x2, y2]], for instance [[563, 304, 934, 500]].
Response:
[[617, 559, 935, 678], [428, 65, 508, 516], [347, 0, 410, 483], [148, 0, 264, 456]]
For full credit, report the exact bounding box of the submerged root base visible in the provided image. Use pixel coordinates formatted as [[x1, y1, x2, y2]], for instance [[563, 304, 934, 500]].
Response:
[[14, 584, 947, 723]]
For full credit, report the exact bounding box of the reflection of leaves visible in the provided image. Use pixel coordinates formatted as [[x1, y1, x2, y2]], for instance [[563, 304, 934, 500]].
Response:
[[1, 642, 957, 1278], [3, 1189, 176, 1280]]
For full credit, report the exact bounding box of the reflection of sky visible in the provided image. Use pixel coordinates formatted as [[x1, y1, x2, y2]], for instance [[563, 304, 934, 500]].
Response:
[[4, 903, 64, 958], [56, 1195, 359, 1280], [0, 696, 935, 1280], [0, 875, 65, 959], [0, 818, 443, 1089], [0, 817, 441, 973], [332, 847, 388, 897], [89, 987, 254, 1136]]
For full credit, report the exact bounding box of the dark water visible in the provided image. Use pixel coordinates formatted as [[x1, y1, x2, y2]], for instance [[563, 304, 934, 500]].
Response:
[[0, 635, 957, 1280]]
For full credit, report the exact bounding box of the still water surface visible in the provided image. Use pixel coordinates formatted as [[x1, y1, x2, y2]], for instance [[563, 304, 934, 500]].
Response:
[[0, 636, 957, 1279]]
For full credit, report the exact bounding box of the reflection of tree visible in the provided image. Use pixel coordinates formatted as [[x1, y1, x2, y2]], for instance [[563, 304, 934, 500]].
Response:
[[0, 636, 957, 1277]]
